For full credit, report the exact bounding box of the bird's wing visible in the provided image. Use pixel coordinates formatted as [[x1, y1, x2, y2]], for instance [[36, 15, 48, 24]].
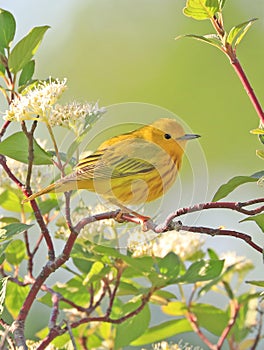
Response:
[[74, 138, 162, 180]]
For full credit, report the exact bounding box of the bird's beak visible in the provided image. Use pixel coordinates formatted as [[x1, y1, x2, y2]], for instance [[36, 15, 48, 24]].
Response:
[[177, 134, 201, 141]]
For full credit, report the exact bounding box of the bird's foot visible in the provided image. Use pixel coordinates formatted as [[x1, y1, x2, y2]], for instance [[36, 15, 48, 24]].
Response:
[[114, 210, 151, 231]]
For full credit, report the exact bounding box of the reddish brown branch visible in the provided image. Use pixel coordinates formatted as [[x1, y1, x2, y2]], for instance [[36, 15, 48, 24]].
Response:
[[186, 311, 215, 349], [209, 16, 264, 124], [49, 293, 61, 329], [36, 292, 151, 350], [74, 210, 120, 233], [230, 58, 264, 124], [251, 307, 264, 350], [12, 228, 79, 347], [0, 120, 11, 140], [217, 299, 240, 349], [105, 266, 122, 317], [151, 199, 264, 232], [180, 225, 263, 253], [0, 155, 55, 260]]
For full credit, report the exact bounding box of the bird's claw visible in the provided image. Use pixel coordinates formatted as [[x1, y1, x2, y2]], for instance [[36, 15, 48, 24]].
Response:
[[114, 210, 151, 231]]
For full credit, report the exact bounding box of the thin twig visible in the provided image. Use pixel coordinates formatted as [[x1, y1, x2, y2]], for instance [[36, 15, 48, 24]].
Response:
[[0, 155, 55, 261], [217, 299, 240, 349], [180, 225, 263, 253], [0, 120, 11, 140], [251, 307, 264, 350], [186, 311, 216, 350], [210, 16, 264, 124], [21, 120, 38, 189], [11, 226, 79, 347], [65, 321, 77, 350], [36, 292, 152, 350], [49, 293, 61, 329]]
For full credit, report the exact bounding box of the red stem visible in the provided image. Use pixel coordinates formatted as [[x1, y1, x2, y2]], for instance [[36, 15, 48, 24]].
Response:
[[181, 225, 262, 253], [12, 229, 79, 346], [217, 299, 240, 349], [186, 311, 216, 349], [0, 155, 55, 260], [231, 57, 264, 124], [0, 120, 11, 139]]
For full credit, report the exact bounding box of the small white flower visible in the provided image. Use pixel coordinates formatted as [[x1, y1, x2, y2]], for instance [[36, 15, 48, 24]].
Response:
[[50, 101, 106, 132], [55, 201, 115, 242], [220, 251, 254, 272], [4, 78, 67, 122], [129, 230, 204, 261], [245, 295, 258, 328], [149, 340, 203, 350]]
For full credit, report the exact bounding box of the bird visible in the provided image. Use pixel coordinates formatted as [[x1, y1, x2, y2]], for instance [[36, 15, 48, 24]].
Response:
[[24, 118, 200, 219]]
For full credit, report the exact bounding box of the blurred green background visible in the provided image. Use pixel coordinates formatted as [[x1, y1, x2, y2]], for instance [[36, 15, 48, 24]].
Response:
[[0, 0, 263, 347], [1, 0, 262, 174]]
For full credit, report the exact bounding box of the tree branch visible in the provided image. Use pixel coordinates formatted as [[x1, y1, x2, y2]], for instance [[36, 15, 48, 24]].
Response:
[[217, 299, 240, 349]]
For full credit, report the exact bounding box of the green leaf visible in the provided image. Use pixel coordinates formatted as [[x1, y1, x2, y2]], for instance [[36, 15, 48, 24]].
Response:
[[212, 175, 258, 201], [227, 18, 257, 48], [83, 261, 106, 284], [157, 252, 181, 282], [39, 276, 91, 309], [219, 0, 227, 9], [183, 0, 219, 20], [5, 239, 26, 265], [131, 319, 193, 346], [198, 262, 246, 297], [0, 9, 16, 50], [0, 190, 31, 213], [5, 281, 30, 318], [191, 303, 228, 335], [0, 216, 20, 224], [177, 259, 224, 283], [240, 213, 264, 233], [162, 301, 187, 316], [0, 131, 53, 164], [94, 244, 154, 274], [176, 33, 222, 50], [150, 290, 177, 305], [114, 305, 150, 349], [0, 276, 9, 315], [117, 281, 140, 296], [18, 60, 35, 86], [246, 280, 264, 287], [8, 25, 49, 73], [256, 150, 264, 160], [207, 248, 219, 259], [0, 241, 10, 264], [0, 60, 5, 77], [0, 223, 33, 242], [37, 198, 60, 215]]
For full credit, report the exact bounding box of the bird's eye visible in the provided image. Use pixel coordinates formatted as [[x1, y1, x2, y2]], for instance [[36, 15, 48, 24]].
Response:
[[164, 133, 171, 139]]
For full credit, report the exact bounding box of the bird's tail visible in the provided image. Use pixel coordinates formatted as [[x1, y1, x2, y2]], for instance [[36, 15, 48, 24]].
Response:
[[23, 183, 56, 203]]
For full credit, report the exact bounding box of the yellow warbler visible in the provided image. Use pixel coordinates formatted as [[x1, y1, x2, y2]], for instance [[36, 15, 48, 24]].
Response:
[[24, 118, 200, 210]]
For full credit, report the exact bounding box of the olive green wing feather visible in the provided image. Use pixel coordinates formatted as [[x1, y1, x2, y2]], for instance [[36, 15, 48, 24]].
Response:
[[74, 138, 159, 180]]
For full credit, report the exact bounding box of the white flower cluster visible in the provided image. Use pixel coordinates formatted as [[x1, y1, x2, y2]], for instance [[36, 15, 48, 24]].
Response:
[[55, 201, 116, 242], [4, 78, 67, 122], [51, 101, 106, 132], [3, 78, 106, 134], [129, 230, 204, 261], [141, 340, 203, 350], [244, 296, 258, 328], [220, 251, 254, 272]]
